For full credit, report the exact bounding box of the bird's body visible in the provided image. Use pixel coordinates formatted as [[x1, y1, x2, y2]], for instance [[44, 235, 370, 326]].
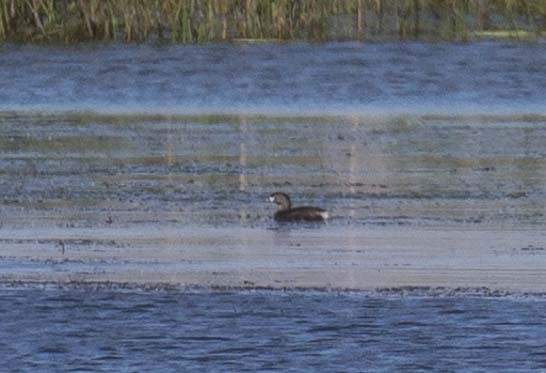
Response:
[[269, 192, 329, 222]]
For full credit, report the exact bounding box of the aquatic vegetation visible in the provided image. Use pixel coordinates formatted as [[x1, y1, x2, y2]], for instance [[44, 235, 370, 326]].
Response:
[[0, 0, 545, 43]]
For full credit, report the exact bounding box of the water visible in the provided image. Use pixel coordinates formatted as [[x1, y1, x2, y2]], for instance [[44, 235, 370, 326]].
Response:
[[2, 41, 546, 370], [2, 41, 546, 114], [2, 288, 546, 372], [2, 42, 546, 231], [3, 112, 546, 229]]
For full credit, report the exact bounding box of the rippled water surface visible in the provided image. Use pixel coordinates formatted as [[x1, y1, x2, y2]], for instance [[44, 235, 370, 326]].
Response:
[[2, 110, 546, 229], [1, 42, 546, 230], [2, 41, 546, 112], [2, 41, 546, 370], [2, 288, 546, 372]]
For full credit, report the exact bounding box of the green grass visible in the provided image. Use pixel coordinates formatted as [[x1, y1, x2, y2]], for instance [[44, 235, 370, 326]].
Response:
[[0, 0, 545, 43]]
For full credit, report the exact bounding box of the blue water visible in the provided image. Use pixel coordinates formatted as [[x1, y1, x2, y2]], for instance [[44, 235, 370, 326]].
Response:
[[2, 41, 546, 115], [1, 288, 546, 372], [2, 41, 546, 371]]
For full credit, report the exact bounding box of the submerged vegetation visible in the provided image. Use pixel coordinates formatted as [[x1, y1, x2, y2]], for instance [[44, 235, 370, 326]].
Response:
[[0, 0, 545, 43]]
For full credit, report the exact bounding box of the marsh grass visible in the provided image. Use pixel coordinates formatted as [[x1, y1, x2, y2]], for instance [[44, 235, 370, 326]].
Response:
[[0, 0, 545, 43]]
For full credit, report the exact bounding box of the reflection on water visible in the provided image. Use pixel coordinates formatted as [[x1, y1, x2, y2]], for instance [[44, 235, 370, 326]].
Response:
[[1, 41, 546, 370], [1, 112, 546, 229], [2, 41, 545, 233]]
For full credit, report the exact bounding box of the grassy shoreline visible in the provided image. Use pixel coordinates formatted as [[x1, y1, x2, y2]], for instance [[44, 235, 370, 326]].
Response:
[[0, 0, 545, 43]]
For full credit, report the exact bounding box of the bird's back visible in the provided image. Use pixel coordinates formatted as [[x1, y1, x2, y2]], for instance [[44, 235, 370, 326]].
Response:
[[274, 206, 328, 222]]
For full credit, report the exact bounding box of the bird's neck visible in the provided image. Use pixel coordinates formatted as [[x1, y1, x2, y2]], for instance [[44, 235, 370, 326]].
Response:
[[277, 201, 291, 211]]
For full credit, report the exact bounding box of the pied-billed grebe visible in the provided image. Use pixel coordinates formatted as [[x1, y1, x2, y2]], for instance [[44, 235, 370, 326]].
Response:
[[268, 192, 329, 222]]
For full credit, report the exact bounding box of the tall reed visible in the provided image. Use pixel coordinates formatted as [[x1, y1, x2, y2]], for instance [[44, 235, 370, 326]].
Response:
[[0, 0, 544, 42]]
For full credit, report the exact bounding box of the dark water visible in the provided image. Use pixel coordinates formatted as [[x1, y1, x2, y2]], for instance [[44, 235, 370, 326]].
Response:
[[2, 288, 546, 372]]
